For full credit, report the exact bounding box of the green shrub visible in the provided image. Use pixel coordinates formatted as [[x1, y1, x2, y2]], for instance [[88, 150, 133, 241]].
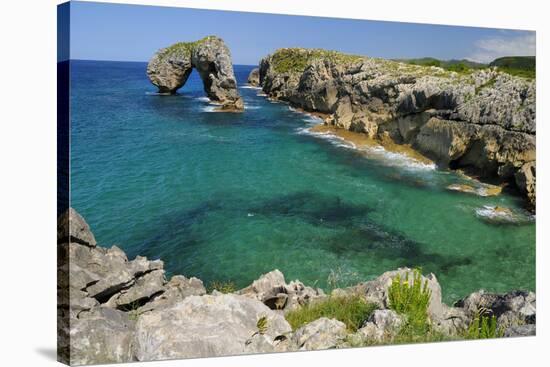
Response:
[[465, 311, 502, 339], [445, 62, 471, 73], [388, 270, 432, 336], [207, 280, 237, 294], [285, 295, 377, 332]]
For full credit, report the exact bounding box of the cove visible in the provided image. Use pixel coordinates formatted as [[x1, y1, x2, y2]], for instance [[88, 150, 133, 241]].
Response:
[[70, 60, 535, 304]]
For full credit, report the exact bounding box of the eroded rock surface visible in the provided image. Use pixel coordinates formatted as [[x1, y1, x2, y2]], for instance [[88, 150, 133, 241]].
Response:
[[147, 36, 243, 111], [58, 209, 536, 364], [256, 49, 536, 210], [247, 67, 260, 86]]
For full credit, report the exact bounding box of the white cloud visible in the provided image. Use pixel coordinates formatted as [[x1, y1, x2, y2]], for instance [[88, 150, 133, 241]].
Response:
[[467, 33, 536, 63]]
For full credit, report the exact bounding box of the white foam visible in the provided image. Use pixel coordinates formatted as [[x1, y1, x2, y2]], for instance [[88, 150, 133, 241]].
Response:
[[240, 85, 262, 90], [297, 127, 436, 171], [195, 96, 210, 102], [245, 105, 261, 110], [302, 115, 324, 124], [475, 205, 535, 224], [145, 91, 172, 96], [201, 105, 217, 113]]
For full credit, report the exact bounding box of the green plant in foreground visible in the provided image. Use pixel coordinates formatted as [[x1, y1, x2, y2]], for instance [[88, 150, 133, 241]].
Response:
[[256, 316, 269, 335], [207, 280, 237, 294], [388, 270, 432, 336], [285, 295, 377, 332], [465, 310, 502, 339]]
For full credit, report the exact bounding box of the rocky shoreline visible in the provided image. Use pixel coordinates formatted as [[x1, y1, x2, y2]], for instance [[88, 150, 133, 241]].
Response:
[[248, 48, 536, 211], [58, 208, 536, 365]]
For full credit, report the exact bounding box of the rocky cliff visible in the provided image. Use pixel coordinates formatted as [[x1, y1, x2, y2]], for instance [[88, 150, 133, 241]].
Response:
[[58, 209, 536, 365], [147, 36, 244, 111], [257, 48, 536, 210]]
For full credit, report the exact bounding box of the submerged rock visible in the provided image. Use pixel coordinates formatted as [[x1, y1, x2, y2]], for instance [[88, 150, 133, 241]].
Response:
[[447, 183, 502, 197], [147, 36, 243, 111]]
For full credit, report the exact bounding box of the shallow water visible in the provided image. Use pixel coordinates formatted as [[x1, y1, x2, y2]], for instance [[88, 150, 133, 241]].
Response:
[[71, 61, 535, 303]]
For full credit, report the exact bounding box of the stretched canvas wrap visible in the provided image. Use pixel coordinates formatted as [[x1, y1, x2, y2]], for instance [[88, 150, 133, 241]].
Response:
[[57, 1, 537, 365]]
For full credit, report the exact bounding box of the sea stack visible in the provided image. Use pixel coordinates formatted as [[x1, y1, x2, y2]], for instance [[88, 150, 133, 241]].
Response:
[[147, 36, 244, 111], [247, 67, 260, 86]]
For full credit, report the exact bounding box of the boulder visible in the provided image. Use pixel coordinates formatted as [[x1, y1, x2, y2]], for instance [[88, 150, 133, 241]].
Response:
[[69, 307, 135, 365], [356, 310, 403, 342], [515, 161, 536, 209], [57, 208, 96, 247], [455, 290, 536, 329], [134, 294, 291, 361], [247, 67, 260, 86], [291, 317, 347, 350], [504, 324, 536, 337], [238, 269, 326, 312]]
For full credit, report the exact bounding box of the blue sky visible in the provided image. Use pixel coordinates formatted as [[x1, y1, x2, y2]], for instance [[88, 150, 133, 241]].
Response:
[[67, 1, 535, 64]]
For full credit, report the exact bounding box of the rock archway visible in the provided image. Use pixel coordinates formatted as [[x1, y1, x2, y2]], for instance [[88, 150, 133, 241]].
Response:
[[147, 36, 244, 111]]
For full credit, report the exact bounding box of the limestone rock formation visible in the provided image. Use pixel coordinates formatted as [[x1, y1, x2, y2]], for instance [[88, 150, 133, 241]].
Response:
[[247, 67, 260, 86], [134, 294, 291, 361], [291, 317, 347, 350], [58, 209, 537, 364], [256, 48, 536, 210], [147, 36, 243, 111], [237, 269, 326, 312]]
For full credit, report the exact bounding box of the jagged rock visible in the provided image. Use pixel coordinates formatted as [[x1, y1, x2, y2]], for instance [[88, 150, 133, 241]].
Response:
[[137, 275, 206, 313], [504, 324, 536, 337], [57, 208, 96, 247], [134, 294, 291, 361], [106, 270, 166, 309], [257, 48, 536, 210], [59, 209, 537, 364], [238, 269, 326, 311], [455, 290, 536, 329], [515, 161, 536, 210], [69, 307, 135, 365], [247, 67, 260, 86], [147, 36, 243, 111], [355, 310, 403, 342], [291, 318, 347, 350]]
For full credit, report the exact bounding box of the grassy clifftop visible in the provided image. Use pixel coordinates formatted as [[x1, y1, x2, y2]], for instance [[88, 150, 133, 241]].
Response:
[[270, 48, 363, 73], [156, 35, 219, 61]]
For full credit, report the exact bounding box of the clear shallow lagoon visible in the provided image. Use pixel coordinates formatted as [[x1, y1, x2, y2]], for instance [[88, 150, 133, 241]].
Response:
[[71, 60, 535, 303]]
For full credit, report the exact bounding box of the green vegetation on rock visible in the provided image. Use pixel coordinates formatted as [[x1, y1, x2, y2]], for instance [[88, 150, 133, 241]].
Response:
[[271, 48, 363, 73], [285, 295, 377, 332], [207, 280, 237, 294], [489, 56, 535, 78], [465, 311, 502, 339], [388, 269, 432, 337], [157, 35, 217, 61]]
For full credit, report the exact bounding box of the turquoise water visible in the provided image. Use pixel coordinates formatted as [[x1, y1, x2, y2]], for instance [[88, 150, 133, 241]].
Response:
[[71, 60, 535, 303]]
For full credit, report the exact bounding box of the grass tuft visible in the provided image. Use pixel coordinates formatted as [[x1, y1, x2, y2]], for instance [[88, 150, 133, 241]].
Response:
[[388, 269, 432, 337], [207, 280, 237, 294], [285, 295, 377, 332]]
